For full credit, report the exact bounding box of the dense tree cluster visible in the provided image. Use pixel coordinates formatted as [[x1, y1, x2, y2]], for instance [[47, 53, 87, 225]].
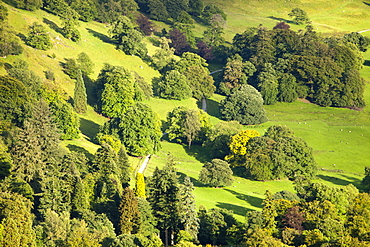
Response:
[[230, 25, 368, 108]]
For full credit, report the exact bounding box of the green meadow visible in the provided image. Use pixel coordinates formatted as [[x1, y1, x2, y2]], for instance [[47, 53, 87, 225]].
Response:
[[2, 1, 370, 222]]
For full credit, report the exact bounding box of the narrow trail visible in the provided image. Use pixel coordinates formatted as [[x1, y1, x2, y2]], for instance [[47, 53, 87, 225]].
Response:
[[358, 29, 370, 33], [138, 154, 151, 174]]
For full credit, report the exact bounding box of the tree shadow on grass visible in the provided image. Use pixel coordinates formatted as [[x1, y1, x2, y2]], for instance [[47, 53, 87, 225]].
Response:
[[364, 60, 370, 66], [197, 98, 222, 119], [43, 18, 62, 34], [316, 174, 362, 187], [267, 16, 294, 25], [177, 172, 204, 187], [216, 202, 250, 217], [363, 2, 370, 7], [183, 144, 212, 164], [86, 28, 113, 44], [66, 144, 94, 160], [83, 75, 98, 107], [224, 188, 264, 209], [80, 117, 101, 142]]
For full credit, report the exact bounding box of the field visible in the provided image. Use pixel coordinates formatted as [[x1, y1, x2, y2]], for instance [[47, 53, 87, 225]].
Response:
[[2, 1, 370, 222]]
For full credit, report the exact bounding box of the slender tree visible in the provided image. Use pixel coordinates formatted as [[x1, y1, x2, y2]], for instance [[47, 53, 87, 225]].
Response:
[[73, 70, 87, 114], [119, 187, 140, 234]]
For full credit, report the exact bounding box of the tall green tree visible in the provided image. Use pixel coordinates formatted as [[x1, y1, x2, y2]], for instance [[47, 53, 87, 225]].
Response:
[[148, 157, 182, 246], [73, 70, 88, 114], [288, 8, 310, 25], [109, 16, 148, 58], [222, 54, 256, 90], [76, 52, 95, 76], [199, 159, 234, 187], [99, 103, 162, 156], [183, 110, 201, 149], [153, 70, 192, 100], [96, 64, 135, 118], [26, 22, 52, 50], [119, 187, 140, 234], [257, 63, 279, 105], [220, 84, 268, 125], [179, 176, 199, 241]]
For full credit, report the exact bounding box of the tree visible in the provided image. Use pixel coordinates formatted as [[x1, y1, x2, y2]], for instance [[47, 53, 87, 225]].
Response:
[[277, 73, 298, 103], [257, 63, 279, 105], [76, 52, 94, 76], [220, 84, 268, 125], [73, 70, 88, 114], [168, 28, 191, 55], [0, 26, 23, 57], [63, 58, 80, 79], [202, 5, 227, 24], [273, 22, 290, 30], [199, 159, 234, 187], [153, 70, 192, 100], [183, 110, 201, 149], [0, 5, 8, 22], [96, 64, 135, 118], [70, 0, 97, 22], [99, 103, 162, 156], [0, 76, 31, 126], [26, 22, 52, 50], [288, 8, 310, 25], [135, 173, 146, 198], [151, 37, 175, 71], [60, 8, 81, 42], [137, 14, 154, 36], [0, 192, 36, 247], [342, 32, 370, 52], [147, 0, 169, 21], [137, 198, 158, 237], [12, 0, 42, 11], [119, 187, 139, 234], [225, 129, 260, 165], [109, 16, 148, 58], [148, 158, 182, 246], [179, 176, 199, 241], [222, 54, 256, 90]]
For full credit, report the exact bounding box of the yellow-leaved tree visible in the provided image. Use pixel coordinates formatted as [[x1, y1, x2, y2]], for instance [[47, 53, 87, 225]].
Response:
[[225, 129, 260, 165]]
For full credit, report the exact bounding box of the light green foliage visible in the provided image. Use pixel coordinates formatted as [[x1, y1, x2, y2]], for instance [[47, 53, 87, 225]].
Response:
[[135, 173, 146, 198], [95, 134, 122, 153], [109, 16, 148, 58], [0, 192, 36, 247], [151, 37, 175, 70], [220, 84, 268, 125], [73, 70, 88, 114], [288, 8, 310, 25], [0, 26, 23, 56], [62, 19, 81, 42], [26, 22, 52, 50], [76, 52, 94, 76], [137, 198, 158, 237], [70, 0, 97, 22], [96, 64, 135, 118], [133, 72, 153, 99], [66, 219, 100, 247], [0, 138, 11, 179], [41, 209, 70, 246], [153, 70, 192, 100], [0, 5, 8, 22], [99, 103, 162, 156], [119, 187, 139, 234], [183, 110, 202, 149], [199, 159, 234, 187], [258, 63, 278, 105]]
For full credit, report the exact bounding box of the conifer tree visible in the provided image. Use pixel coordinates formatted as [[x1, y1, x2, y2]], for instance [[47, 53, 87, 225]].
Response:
[[137, 197, 158, 237], [119, 187, 139, 234], [148, 155, 182, 246], [117, 146, 131, 187], [179, 176, 199, 241], [73, 70, 88, 114]]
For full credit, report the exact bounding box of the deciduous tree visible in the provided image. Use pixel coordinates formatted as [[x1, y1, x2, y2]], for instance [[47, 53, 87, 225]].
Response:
[[199, 159, 234, 187]]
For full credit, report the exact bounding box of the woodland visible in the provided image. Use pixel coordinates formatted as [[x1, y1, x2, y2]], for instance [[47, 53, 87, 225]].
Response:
[[0, 0, 370, 246]]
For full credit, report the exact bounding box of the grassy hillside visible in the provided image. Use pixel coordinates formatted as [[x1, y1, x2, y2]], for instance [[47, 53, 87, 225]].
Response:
[[2, 2, 370, 222]]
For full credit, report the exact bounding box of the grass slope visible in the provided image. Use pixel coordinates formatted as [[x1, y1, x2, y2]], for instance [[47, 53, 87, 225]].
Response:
[[2, 2, 370, 222]]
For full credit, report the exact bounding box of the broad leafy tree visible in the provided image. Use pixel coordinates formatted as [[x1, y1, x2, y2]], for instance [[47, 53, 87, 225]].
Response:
[[220, 84, 268, 125], [76, 52, 94, 76], [26, 22, 52, 50], [199, 159, 234, 187], [99, 103, 162, 156], [288, 8, 310, 25], [153, 70, 192, 100], [222, 54, 256, 90], [109, 16, 148, 58]]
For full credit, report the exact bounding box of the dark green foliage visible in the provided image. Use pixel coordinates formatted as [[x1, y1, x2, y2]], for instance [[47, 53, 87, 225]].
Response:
[[244, 125, 316, 181], [63, 58, 79, 79], [62, 19, 81, 42], [117, 146, 131, 187], [26, 22, 53, 50], [220, 84, 268, 125], [0, 76, 31, 126], [257, 63, 278, 105], [0, 138, 12, 179], [137, 198, 158, 237], [273, 190, 300, 201], [361, 166, 370, 192], [199, 159, 234, 187], [119, 187, 139, 234], [109, 16, 148, 58], [342, 32, 370, 52], [73, 70, 88, 114], [288, 8, 310, 25], [148, 158, 182, 245], [153, 70, 192, 100], [70, 0, 98, 22], [222, 54, 256, 90], [198, 206, 236, 246], [99, 103, 162, 156], [179, 176, 199, 241], [12, 0, 42, 11], [147, 0, 169, 21], [96, 64, 135, 118], [189, 0, 203, 16], [277, 73, 298, 103], [0, 5, 8, 22], [44, 70, 55, 81], [202, 4, 226, 23]]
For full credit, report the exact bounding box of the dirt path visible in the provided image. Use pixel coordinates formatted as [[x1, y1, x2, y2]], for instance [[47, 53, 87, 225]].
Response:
[[358, 29, 370, 33], [138, 154, 151, 174]]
